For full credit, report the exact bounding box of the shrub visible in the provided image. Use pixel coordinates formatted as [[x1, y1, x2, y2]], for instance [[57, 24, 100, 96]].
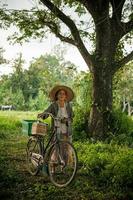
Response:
[[73, 107, 133, 145], [73, 106, 88, 140], [106, 109, 133, 145], [75, 141, 133, 199]]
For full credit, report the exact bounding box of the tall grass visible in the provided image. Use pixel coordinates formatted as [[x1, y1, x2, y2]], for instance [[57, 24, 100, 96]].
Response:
[[0, 111, 51, 139], [0, 111, 38, 138]]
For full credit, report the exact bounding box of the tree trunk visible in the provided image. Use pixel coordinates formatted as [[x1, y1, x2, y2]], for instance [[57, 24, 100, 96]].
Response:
[[89, 63, 113, 140]]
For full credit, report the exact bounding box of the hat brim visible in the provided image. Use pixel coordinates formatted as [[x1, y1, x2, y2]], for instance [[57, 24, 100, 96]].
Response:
[[49, 85, 74, 102]]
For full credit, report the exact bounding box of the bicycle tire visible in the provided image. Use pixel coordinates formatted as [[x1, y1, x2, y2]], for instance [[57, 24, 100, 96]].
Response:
[[47, 141, 78, 187], [26, 136, 43, 175]]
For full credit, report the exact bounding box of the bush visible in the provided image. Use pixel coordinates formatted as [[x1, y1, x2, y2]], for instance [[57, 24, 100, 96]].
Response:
[[73, 107, 133, 144], [106, 109, 133, 145], [73, 106, 88, 140], [75, 141, 133, 199]]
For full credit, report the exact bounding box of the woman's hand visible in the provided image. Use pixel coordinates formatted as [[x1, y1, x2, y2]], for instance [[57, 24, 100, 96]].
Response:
[[37, 113, 44, 119]]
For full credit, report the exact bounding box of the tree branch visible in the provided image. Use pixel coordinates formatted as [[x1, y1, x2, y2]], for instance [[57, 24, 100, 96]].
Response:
[[120, 19, 133, 37], [110, 0, 125, 20], [113, 51, 133, 73], [119, 51, 133, 67], [110, 0, 133, 41], [40, 0, 93, 70], [43, 21, 76, 45]]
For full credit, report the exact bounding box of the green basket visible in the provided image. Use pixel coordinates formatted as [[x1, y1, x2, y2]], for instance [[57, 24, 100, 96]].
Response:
[[22, 120, 37, 136]]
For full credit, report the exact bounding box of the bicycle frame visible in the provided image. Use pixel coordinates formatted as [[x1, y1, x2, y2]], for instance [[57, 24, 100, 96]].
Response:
[[27, 112, 78, 187], [30, 112, 63, 164]]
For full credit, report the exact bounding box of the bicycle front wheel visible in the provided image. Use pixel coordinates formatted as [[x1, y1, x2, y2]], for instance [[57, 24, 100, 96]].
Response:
[[48, 141, 78, 187], [26, 136, 43, 175]]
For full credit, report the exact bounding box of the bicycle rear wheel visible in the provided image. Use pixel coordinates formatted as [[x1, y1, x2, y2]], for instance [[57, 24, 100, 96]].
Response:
[[26, 136, 43, 175], [48, 141, 78, 187]]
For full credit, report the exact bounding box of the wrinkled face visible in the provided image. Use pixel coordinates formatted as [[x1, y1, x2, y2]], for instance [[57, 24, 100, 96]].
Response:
[[57, 89, 67, 101]]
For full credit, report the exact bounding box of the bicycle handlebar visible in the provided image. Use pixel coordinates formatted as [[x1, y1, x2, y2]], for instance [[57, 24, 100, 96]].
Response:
[[37, 112, 70, 123], [43, 112, 55, 119], [37, 112, 57, 120]]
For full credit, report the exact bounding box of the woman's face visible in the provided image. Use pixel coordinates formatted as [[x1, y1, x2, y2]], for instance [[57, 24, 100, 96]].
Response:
[[57, 89, 67, 101]]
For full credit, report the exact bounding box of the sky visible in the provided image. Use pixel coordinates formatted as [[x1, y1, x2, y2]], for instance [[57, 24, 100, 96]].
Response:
[[0, 0, 89, 75]]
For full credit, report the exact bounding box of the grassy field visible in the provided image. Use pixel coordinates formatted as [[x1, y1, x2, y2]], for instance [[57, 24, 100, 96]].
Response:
[[0, 111, 133, 200]]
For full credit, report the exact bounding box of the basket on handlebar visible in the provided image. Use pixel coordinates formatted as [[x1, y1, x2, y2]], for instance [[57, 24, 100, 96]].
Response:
[[22, 120, 48, 136], [32, 121, 48, 136]]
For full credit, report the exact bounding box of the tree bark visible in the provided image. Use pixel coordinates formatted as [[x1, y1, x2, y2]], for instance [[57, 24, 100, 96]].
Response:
[[89, 62, 113, 139]]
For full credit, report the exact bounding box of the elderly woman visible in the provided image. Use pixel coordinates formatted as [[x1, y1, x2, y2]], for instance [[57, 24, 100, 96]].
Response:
[[38, 85, 74, 142]]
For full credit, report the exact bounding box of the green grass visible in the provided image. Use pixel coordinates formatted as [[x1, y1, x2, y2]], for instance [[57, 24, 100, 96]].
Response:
[[0, 111, 50, 138], [0, 111, 133, 200]]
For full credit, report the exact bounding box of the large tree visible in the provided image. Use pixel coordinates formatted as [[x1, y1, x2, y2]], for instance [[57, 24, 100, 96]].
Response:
[[0, 0, 133, 139]]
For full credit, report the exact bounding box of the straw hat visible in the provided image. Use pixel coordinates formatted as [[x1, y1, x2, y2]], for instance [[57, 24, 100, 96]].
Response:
[[49, 85, 74, 102]]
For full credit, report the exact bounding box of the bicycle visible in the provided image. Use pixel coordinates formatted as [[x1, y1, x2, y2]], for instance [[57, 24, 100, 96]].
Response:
[[26, 112, 78, 188]]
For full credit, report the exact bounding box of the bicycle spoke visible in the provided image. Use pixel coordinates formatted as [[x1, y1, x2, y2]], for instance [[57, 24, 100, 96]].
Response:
[[48, 141, 77, 187], [27, 137, 42, 175]]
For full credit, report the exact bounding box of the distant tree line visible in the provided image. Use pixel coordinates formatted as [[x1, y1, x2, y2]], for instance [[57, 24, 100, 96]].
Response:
[[0, 47, 132, 117], [0, 51, 77, 110]]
